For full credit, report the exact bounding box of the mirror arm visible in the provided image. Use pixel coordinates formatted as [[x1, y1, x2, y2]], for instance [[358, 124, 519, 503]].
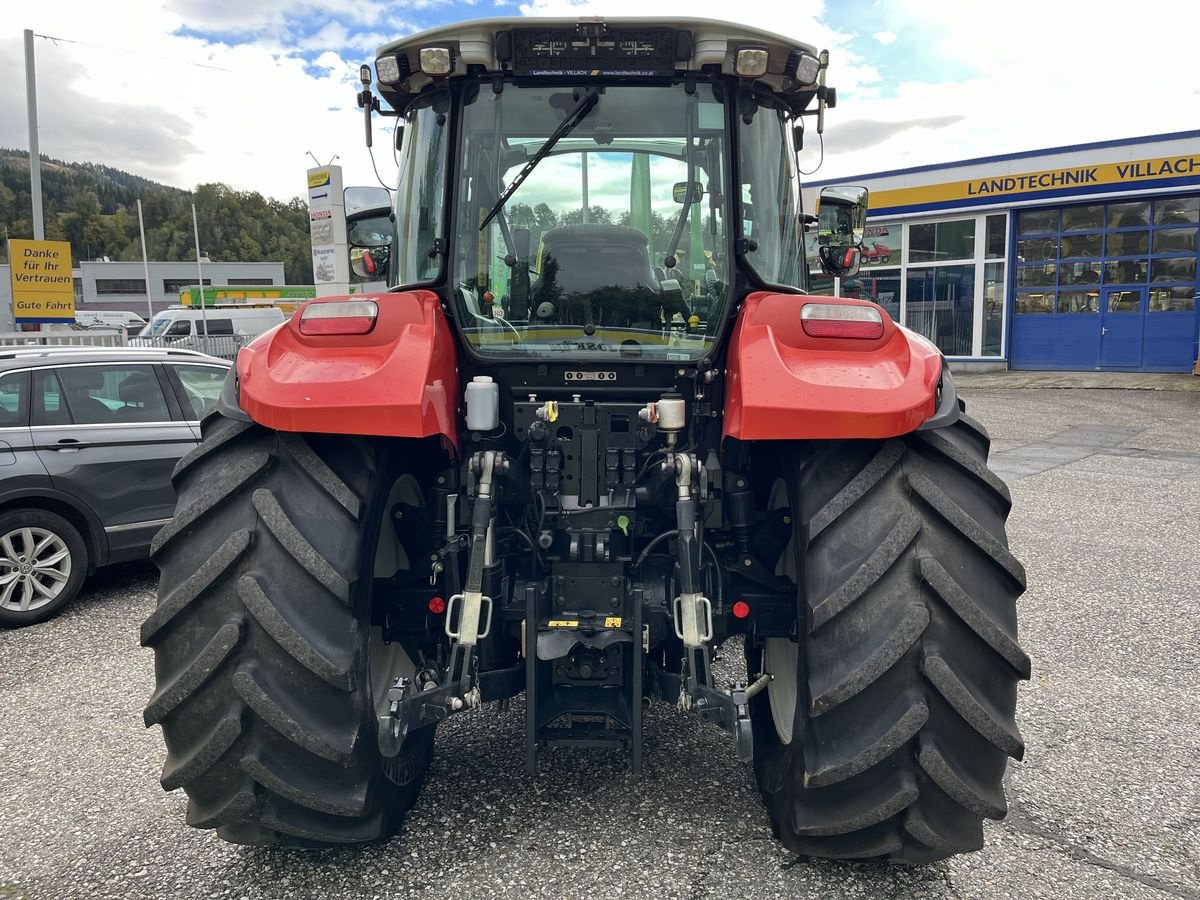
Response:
[[664, 94, 698, 268]]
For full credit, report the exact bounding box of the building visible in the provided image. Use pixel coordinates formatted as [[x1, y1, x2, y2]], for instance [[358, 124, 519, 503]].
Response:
[[808, 131, 1200, 372], [1, 259, 285, 331]]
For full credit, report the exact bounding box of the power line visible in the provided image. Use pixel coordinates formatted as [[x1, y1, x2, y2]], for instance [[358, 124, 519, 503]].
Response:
[[34, 32, 235, 73]]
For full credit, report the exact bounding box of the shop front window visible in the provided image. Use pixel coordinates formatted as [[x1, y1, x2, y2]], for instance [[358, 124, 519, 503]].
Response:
[[1151, 257, 1196, 282], [982, 261, 1005, 355], [1104, 259, 1147, 283], [1018, 209, 1057, 234], [908, 219, 975, 263], [1058, 290, 1099, 313], [1016, 264, 1056, 287], [1152, 228, 1198, 254], [1149, 286, 1196, 312], [1060, 261, 1102, 286], [1060, 232, 1102, 259], [1017, 236, 1057, 262], [1015, 291, 1053, 314], [905, 265, 975, 356], [985, 214, 1007, 258], [1061, 205, 1104, 231], [855, 268, 900, 321], [1107, 230, 1149, 256], [1108, 202, 1150, 228], [1154, 197, 1200, 225]]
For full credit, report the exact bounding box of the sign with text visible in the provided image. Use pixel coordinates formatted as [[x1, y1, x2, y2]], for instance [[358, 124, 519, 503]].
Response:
[[307, 165, 349, 296], [9, 239, 75, 323], [868, 152, 1200, 215]]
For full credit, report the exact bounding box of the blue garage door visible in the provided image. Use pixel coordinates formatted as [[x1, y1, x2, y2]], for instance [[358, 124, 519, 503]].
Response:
[[1010, 195, 1199, 371]]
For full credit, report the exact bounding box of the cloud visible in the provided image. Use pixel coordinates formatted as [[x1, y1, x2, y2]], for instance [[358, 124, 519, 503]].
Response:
[[824, 115, 966, 155], [2, 0, 1197, 207], [0, 43, 196, 183]]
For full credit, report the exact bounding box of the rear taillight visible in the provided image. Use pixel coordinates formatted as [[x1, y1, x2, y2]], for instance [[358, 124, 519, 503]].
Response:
[[800, 303, 884, 339], [299, 300, 378, 335]]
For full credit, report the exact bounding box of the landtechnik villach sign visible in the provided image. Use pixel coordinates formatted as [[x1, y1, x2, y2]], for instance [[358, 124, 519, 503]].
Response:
[[8, 239, 75, 323], [868, 152, 1200, 214]]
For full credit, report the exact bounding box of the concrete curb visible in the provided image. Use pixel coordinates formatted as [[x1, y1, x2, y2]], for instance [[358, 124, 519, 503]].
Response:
[[955, 372, 1200, 391]]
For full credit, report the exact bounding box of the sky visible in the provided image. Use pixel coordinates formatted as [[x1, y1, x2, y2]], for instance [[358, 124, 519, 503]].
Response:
[[0, 0, 1198, 205]]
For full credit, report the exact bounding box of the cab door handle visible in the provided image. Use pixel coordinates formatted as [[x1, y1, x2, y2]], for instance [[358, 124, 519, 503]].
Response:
[[53, 438, 88, 451]]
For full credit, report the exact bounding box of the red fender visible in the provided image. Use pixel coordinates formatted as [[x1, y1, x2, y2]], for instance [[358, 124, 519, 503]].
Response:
[[723, 292, 942, 441], [236, 290, 459, 450]]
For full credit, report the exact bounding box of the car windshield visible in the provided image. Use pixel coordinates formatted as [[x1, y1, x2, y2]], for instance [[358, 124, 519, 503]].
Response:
[[453, 82, 730, 361], [141, 315, 175, 337]]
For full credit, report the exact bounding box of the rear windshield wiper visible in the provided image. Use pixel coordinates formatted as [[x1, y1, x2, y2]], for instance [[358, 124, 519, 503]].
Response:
[[479, 88, 600, 232]]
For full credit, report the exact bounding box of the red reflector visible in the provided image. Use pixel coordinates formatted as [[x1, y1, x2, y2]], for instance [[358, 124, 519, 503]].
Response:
[[801, 318, 885, 339], [298, 315, 376, 335], [800, 302, 885, 340], [732, 600, 750, 619], [428, 596, 446, 614]]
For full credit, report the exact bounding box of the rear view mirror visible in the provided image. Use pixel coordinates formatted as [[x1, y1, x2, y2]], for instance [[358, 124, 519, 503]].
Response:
[[672, 181, 704, 204], [817, 185, 868, 248]]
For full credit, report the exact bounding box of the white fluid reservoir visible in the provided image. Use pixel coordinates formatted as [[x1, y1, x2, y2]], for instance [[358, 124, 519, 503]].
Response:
[[465, 375, 500, 431]]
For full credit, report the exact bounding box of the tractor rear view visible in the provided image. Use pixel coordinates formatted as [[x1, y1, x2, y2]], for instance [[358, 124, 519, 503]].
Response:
[[142, 17, 1028, 863]]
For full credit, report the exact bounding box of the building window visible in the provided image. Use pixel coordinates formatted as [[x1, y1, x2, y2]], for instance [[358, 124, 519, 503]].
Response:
[[95, 278, 146, 295], [163, 278, 211, 294], [855, 268, 901, 322], [1012, 194, 1199, 316], [227, 278, 275, 285], [982, 260, 1006, 356], [905, 265, 976, 356], [908, 219, 975, 263]]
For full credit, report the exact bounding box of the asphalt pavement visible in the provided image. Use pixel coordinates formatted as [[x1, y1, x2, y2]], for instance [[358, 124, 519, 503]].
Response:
[[1, 383, 1199, 899]]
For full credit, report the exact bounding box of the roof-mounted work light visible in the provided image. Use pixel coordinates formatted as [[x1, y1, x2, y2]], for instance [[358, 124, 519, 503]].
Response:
[[419, 46, 453, 76], [794, 51, 821, 84], [375, 54, 402, 84], [735, 46, 769, 78]]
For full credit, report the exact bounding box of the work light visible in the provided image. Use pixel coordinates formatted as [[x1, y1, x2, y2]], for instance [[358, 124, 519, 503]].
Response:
[[419, 47, 453, 76], [735, 47, 769, 78], [794, 52, 820, 84], [375, 54, 402, 84]]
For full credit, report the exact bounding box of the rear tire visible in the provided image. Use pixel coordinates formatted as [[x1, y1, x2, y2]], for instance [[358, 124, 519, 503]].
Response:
[[142, 413, 434, 847], [749, 413, 1029, 863]]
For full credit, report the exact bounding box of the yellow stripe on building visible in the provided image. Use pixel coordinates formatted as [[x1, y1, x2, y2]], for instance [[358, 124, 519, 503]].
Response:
[[870, 153, 1200, 211]]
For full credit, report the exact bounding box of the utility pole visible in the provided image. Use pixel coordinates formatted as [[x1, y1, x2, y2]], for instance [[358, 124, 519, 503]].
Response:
[[24, 30, 44, 240], [191, 202, 209, 339], [137, 199, 154, 324]]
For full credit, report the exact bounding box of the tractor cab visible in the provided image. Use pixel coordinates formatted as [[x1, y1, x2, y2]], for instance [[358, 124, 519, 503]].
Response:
[[360, 18, 838, 360]]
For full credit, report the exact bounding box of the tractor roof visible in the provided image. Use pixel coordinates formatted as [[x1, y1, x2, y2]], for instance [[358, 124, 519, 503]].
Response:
[[373, 17, 824, 113]]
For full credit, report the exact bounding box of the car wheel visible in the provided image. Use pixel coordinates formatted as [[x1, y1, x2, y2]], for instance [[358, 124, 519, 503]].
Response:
[[0, 509, 88, 627]]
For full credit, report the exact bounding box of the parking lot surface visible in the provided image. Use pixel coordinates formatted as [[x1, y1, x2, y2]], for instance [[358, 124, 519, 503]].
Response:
[[1, 383, 1199, 899]]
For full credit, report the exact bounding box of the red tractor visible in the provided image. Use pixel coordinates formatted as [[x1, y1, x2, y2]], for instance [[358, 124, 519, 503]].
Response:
[[143, 17, 1027, 863]]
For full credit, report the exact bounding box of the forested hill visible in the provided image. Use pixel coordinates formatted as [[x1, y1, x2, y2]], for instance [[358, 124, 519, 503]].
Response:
[[0, 150, 313, 283]]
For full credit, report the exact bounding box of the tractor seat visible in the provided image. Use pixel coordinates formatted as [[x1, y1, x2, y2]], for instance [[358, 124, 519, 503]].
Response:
[[537, 224, 658, 296]]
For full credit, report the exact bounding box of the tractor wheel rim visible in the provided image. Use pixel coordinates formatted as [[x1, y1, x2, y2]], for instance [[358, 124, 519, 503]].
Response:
[[763, 637, 798, 745], [0, 526, 72, 614]]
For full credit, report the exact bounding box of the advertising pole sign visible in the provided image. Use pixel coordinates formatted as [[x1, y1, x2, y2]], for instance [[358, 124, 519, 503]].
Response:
[[9, 239, 75, 323], [306, 165, 350, 297]]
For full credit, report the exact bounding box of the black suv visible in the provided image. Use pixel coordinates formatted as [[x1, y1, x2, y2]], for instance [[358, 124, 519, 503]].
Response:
[[0, 346, 229, 626]]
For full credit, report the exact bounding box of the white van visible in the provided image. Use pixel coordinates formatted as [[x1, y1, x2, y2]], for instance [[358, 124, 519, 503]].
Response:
[[75, 310, 149, 331], [135, 306, 285, 342]]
